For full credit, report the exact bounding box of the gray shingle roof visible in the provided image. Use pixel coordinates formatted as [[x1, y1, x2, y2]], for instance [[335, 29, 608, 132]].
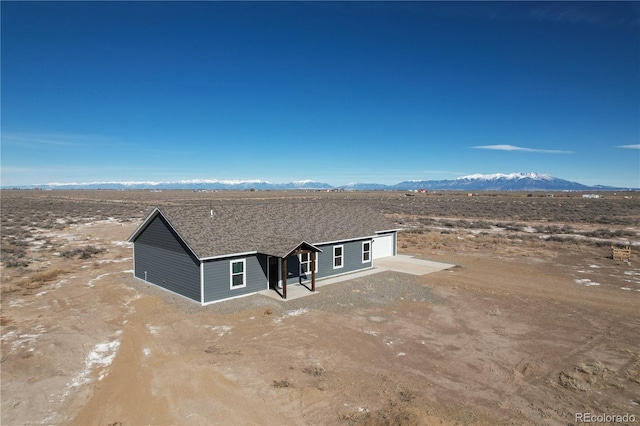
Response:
[[136, 201, 397, 259]]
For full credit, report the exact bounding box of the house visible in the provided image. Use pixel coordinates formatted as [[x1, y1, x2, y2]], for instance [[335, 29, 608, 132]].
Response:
[[127, 201, 399, 305]]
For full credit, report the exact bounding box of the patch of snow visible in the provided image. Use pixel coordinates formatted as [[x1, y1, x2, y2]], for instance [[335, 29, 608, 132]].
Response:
[[1, 330, 17, 342], [589, 264, 601, 269], [620, 287, 632, 291], [112, 240, 133, 247], [210, 325, 232, 336], [364, 330, 380, 336], [10, 325, 46, 353], [54, 278, 69, 289], [143, 348, 151, 357], [97, 257, 132, 264], [147, 325, 160, 336], [274, 308, 308, 323], [69, 336, 121, 387], [77, 217, 123, 227], [397, 352, 406, 357], [8, 299, 26, 308], [87, 272, 111, 287], [575, 278, 600, 287]]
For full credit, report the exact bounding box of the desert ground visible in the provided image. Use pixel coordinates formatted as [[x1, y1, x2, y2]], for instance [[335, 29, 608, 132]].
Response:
[[1, 189, 639, 425]]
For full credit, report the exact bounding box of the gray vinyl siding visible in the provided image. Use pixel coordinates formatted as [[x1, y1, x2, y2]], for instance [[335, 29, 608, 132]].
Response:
[[203, 254, 267, 303], [133, 215, 200, 302], [287, 239, 372, 285]]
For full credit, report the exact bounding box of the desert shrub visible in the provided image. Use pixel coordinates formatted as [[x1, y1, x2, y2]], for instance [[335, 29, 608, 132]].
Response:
[[502, 222, 524, 232], [398, 388, 418, 403], [6, 237, 29, 247], [583, 228, 637, 239], [418, 217, 437, 225], [595, 240, 616, 247], [302, 365, 325, 377], [409, 229, 425, 235], [1, 246, 30, 268], [30, 268, 68, 284], [534, 224, 573, 235], [468, 220, 493, 229], [60, 245, 105, 259], [1, 247, 26, 257], [272, 379, 291, 388], [3, 256, 31, 268]]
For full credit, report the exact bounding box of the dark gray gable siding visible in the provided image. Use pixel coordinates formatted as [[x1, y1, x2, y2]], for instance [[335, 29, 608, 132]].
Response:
[[133, 215, 201, 302], [287, 238, 372, 285], [203, 254, 267, 303]]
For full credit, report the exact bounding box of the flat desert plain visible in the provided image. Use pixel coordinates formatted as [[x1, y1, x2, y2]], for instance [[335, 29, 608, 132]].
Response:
[[1, 190, 639, 425]]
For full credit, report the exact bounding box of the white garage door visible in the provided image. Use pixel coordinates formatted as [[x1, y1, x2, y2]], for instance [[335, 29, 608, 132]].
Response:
[[372, 233, 394, 259]]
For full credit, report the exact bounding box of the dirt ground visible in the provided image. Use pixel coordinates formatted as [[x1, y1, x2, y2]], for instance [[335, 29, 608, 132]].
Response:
[[1, 190, 639, 425]]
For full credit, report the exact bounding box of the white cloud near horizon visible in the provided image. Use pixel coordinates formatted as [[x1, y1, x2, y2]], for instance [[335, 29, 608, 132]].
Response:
[[617, 144, 640, 149], [472, 144, 575, 154]]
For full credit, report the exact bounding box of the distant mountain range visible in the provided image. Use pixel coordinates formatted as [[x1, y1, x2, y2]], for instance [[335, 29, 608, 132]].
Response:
[[6, 173, 637, 191]]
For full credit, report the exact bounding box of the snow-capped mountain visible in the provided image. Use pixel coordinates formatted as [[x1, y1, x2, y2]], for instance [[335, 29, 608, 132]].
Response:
[[393, 172, 591, 191], [456, 172, 553, 181], [22, 179, 333, 190], [7, 173, 634, 191]]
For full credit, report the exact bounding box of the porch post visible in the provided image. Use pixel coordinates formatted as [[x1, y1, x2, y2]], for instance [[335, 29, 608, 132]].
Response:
[[282, 257, 287, 299], [311, 251, 316, 292]]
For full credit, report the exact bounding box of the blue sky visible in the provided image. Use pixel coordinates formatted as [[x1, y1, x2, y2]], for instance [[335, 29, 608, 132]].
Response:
[[2, 1, 639, 187]]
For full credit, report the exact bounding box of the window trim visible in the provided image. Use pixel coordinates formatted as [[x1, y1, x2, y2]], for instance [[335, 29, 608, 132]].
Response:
[[362, 241, 371, 263], [333, 245, 344, 269], [299, 252, 318, 275], [229, 258, 247, 290]]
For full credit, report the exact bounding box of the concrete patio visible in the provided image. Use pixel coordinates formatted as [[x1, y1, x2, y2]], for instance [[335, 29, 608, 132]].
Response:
[[259, 255, 456, 301]]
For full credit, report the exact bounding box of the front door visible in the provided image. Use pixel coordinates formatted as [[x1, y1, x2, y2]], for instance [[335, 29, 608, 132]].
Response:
[[268, 257, 280, 289]]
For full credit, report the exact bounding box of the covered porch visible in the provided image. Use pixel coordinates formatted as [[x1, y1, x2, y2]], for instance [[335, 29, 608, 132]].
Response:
[[268, 241, 321, 300]]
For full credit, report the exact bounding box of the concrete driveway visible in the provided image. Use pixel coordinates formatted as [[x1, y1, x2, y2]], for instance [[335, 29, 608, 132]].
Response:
[[374, 254, 456, 275]]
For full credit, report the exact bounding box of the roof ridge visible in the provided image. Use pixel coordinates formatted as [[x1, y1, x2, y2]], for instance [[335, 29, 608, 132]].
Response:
[[136, 201, 396, 259]]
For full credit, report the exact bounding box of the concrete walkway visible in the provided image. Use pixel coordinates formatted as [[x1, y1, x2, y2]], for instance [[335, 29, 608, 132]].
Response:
[[374, 254, 456, 275], [259, 255, 455, 301]]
